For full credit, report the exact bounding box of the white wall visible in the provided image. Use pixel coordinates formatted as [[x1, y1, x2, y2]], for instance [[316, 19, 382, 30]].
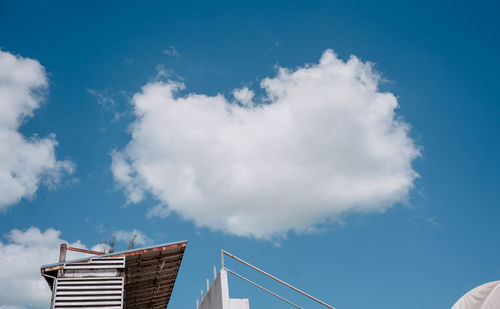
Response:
[[229, 298, 250, 309], [199, 269, 249, 309]]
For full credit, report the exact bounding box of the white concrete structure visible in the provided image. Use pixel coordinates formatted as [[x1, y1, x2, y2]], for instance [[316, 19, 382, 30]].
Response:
[[452, 281, 500, 309], [199, 269, 249, 309]]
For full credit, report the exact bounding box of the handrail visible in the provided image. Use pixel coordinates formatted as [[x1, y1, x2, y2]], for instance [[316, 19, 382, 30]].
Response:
[[225, 267, 303, 309], [221, 249, 336, 309]]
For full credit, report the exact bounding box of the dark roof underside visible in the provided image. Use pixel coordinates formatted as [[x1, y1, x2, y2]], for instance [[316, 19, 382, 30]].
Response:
[[123, 243, 186, 308]]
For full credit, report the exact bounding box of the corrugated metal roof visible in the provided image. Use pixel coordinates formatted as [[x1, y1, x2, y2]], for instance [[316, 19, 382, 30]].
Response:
[[41, 240, 188, 309]]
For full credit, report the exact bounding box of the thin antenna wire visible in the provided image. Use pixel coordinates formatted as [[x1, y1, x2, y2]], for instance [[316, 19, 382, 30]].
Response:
[[222, 250, 336, 309], [226, 267, 303, 309]]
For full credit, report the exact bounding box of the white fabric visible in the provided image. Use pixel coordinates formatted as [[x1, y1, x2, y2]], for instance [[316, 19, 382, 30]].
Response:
[[452, 281, 500, 309]]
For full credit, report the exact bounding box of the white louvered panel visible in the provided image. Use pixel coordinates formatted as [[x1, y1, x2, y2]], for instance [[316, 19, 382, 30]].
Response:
[[57, 280, 123, 285], [64, 258, 125, 270], [53, 277, 124, 308], [64, 265, 124, 270], [52, 256, 125, 308], [62, 256, 125, 278], [57, 285, 123, 290]]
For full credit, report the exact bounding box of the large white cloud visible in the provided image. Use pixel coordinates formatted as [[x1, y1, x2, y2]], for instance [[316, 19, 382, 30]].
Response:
[[112, 49, 420, 238], [0, 227, 91, 308], [0, 227, 150, 309], [0, 50, 74, 211]]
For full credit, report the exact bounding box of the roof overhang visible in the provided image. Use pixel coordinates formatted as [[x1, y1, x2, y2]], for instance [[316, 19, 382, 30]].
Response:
[[41, 240, 188, 308]]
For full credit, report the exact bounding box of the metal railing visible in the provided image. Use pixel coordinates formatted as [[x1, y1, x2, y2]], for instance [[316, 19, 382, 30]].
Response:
[[221, 249, 336, 309]]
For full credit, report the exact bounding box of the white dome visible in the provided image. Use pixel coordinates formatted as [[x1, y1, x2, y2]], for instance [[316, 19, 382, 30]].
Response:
[[452, 281, 500, 309]]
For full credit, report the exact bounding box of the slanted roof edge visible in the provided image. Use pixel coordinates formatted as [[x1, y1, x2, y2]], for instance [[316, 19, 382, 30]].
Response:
[[41, 240, 188, 271]]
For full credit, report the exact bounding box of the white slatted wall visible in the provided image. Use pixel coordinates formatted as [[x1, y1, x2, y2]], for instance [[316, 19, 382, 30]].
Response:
[[52, 257, 125, 309]]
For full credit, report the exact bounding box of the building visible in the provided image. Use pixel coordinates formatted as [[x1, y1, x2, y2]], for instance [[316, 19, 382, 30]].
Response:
[[198, 268, 249, 309], [41, 243, 336, 309], [40, 241, 187, 309]]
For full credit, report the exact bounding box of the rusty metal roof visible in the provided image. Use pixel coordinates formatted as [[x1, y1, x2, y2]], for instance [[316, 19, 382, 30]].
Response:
[[41, 240, 188, 309]]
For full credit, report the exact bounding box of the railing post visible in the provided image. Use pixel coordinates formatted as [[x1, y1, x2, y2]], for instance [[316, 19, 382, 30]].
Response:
[[59, 243, 67, 263], [220, 249, 224, 270]]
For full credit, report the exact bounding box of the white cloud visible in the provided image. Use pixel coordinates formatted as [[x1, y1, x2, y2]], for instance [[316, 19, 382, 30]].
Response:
[[87, 88, 128, 122], [233, 87, 254, 106], [146, 203, 171, 218], [112, 49, 420, 238], [0, 305, 25, 309], [112, 229, 150, 246], [87, 88, 116, 109], [163, 46, 180, 57], [0, 226, 150, 309], [0, 50, 74, 211], [0, 227, 95, 308], [90, 242, 111, 253], [110, 150, 145, 203], [88, 229, 150, 253]]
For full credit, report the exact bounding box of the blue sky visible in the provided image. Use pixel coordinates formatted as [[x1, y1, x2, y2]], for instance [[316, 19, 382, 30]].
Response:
[[0, 1, 499, 308]]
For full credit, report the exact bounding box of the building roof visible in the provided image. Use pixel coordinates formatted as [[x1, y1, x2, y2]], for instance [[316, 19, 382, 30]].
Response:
[[41, 240, 188, 309]]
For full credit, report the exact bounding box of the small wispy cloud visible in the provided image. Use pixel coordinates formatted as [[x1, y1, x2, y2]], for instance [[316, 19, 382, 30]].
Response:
[[155, 64, 185, 82], [146, 204, 171, 218], [87, 88, 116, 109], [163, 45, 180, 57], [86, 88, 129, 122], [422, 217, 440, 229], [414, 215, 440, 229], [90, 228, 151, 253], [269, 41, 283, 50], [112, 229, 150, 246]]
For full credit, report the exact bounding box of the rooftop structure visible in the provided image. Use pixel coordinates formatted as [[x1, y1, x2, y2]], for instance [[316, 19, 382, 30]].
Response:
[[40, 241, 187, 309], [196, 250, 336, 309], [199, 269, 249, 309], [40, 244, 336, 309]]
